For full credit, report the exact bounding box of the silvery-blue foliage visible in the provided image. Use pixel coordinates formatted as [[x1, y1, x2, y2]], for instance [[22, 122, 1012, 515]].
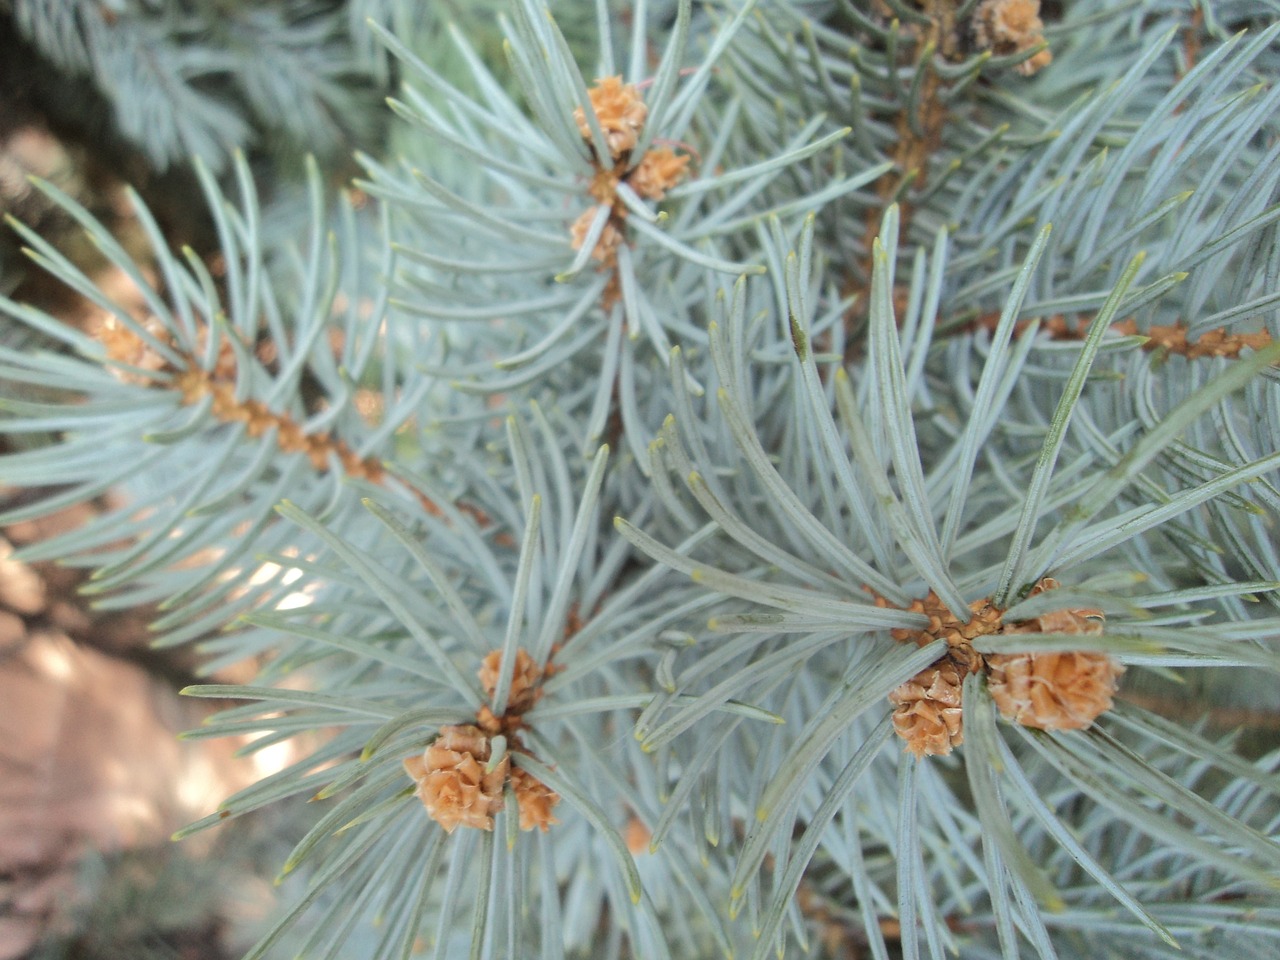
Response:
[[2, 1, 1279, 958]]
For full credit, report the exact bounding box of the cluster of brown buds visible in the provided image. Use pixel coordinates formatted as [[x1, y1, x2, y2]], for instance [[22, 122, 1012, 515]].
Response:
[[883, 578, 1123, 757], [972, 0, 1053, 76], [96, 313, 387, 482], [1109, 319, 1273, 361], [402, 648, 561, 834], [97, 314, 173, 385], [99, 312, 246, 386], [569, 76, 690, 284]]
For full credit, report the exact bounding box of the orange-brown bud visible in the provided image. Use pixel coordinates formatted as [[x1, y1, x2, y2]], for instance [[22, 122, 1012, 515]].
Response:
[[478, 648, 544, 714], [511, 765, 560, 832], [574, 76, 648, 158], [570, 209, 625, 266], [889, 659, 966, 757], [404, 724, 508, 833], [628, 147, 690, 200], [973, 0, 1053, 76], [987, 651, 1124, 731]]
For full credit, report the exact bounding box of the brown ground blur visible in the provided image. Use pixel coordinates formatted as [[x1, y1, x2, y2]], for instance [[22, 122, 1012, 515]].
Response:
[[0, 119, 275, 960]]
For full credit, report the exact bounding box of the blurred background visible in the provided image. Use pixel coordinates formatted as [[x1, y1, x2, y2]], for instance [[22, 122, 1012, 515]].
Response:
[[0, 120, 292, 960], [0, 2, 395, 956]]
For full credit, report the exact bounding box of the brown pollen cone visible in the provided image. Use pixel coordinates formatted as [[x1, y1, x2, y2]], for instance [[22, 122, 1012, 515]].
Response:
[[881, 578, 1124, 751], [883, 590, 1004, 651], [403, 724, 508, 833], [568, 76, 690, 307], [405, 648, 561, 833], [97, 315, 170, 384], [569, 209, 624, 266], [478, 647, 545, 715], [627, 146, 690, 200], [889, 658, 967, 757], [510, 765, 560, 832], [986, 651, 1124, 731], [973, 0, 1053, 76], [987, 584, 1122, 730], [574, 76, 648, 159], [881, 589, 1002, 756]]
